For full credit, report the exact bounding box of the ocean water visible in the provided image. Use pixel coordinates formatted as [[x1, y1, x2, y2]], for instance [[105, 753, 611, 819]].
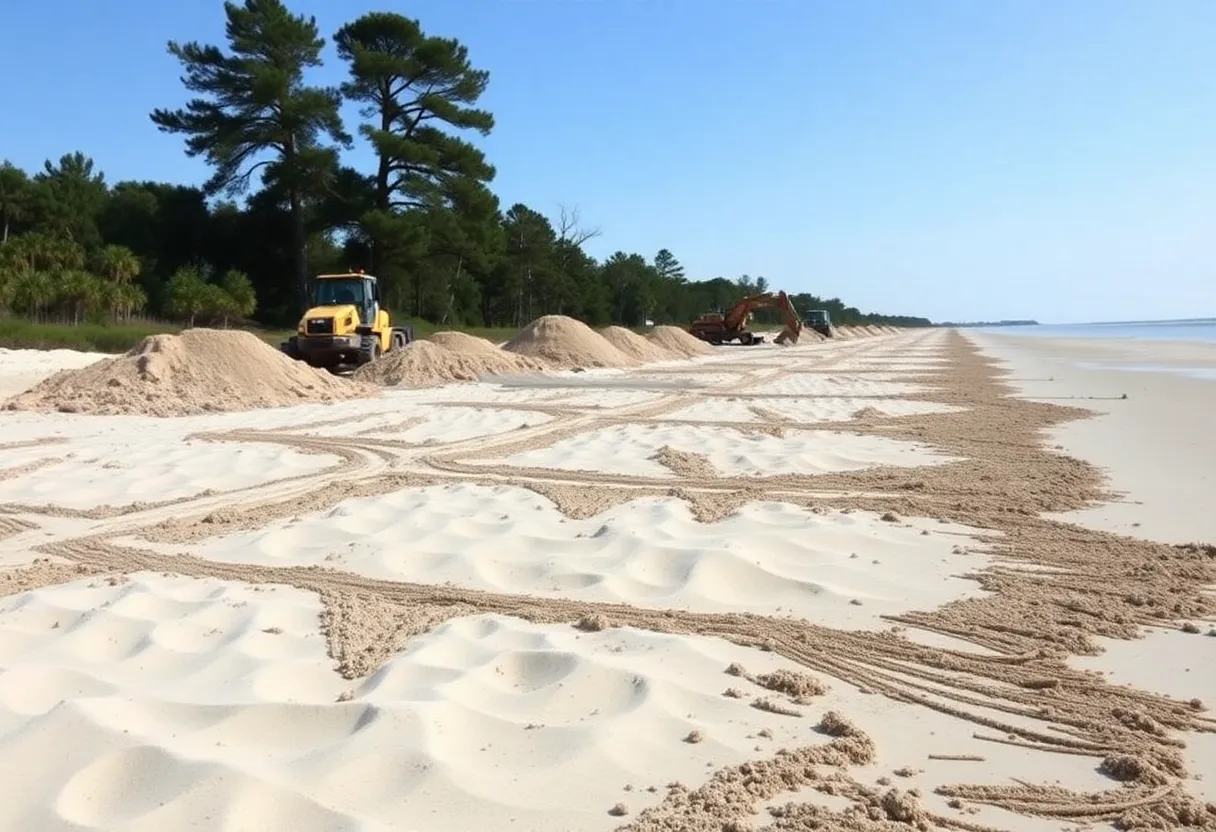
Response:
[[981, 318, 1216, 344], [977, 318, 1216, 382], [1072, 361, 1216, 381]]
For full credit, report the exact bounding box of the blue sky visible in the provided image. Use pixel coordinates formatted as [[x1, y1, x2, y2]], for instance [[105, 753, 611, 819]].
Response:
[[4, 0, 1214, 324]]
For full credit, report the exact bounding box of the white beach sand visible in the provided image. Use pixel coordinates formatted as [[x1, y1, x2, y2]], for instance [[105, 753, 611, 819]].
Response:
[[0, 325, 1211, 831], [967, 332, 1216, 545], [0, 347, 109, 399]]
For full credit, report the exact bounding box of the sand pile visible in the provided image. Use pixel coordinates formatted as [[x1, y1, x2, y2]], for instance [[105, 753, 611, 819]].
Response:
[[645, 325, 715, 357], [3, 329, 373, 417], [429, 332, 550, 374], [353, 339, 545, 387], [428, 331, 546, 370], [502, 315, 638, 369], [599, 326, 677, 363]]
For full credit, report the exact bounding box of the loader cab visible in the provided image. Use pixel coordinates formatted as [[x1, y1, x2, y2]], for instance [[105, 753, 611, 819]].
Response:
[[310, 272, 380, 326], [283, 270, 413, 371], [804, 309, 833, 337]]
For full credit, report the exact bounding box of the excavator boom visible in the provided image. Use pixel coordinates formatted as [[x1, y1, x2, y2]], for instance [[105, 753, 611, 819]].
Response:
[[688, 291, 802, 345]]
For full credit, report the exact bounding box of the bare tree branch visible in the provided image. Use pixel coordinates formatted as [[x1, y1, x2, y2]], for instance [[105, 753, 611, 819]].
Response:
[[556, 203, 601, 247]]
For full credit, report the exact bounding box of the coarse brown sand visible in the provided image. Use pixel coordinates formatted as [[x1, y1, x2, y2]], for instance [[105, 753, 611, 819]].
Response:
[[353, 339, 546, 387], [646, 325, 716, 357], [502, 315, 639, 369], [600, 326, 679, 363], [5, 331, 1216, 830], [3, 329, 375, 417], [650, 445, 719, 479], [0, 456, 64, 482], [429, 331, 550, 372], [0, 516, 36, 542]]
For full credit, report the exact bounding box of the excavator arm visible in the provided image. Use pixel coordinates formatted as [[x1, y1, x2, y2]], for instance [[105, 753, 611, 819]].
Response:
[[688, 290, 803, 345], [771, 290, 803, 344], [721, 294, 769, 331], [720, 292, 803, 344]]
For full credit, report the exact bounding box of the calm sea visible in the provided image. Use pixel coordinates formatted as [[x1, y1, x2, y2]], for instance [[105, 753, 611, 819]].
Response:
[[977, 318, 1216, 344]]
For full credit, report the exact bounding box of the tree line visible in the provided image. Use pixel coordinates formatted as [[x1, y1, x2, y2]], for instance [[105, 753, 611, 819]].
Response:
[[0, 1, 931, 332]]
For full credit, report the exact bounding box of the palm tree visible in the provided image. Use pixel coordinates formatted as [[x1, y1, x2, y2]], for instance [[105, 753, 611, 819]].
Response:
[[0, 270, 14, 314], [7, 233, 83, 274], [11, 271, 53, 321], [97, 244, 141, 284], [55, 271, 96, 324], [106, 281, 147, 322]]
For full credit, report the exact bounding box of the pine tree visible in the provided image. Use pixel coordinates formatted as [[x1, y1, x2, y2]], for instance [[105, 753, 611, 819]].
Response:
[[151, 0, 349, 309], [334, 12, 495, 278]]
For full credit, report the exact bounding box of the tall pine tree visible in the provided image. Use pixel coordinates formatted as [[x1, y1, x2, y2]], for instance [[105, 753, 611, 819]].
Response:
[[334, 11, 496, 286], [150, 0, 349, 309]]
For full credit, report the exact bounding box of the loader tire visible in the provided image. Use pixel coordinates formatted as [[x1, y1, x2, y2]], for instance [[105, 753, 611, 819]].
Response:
[[281, 336, 302, 360], [357, 336, 381, 366]]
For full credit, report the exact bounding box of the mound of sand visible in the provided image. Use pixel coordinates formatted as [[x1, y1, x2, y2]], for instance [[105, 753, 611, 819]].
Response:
[[429, 331, 550, 373], [354, 338, 548, 387], [428, 331, 544, 369], [599, 326, 677, 363], [3, 329, 374, 417], [645, 325, 715, 357], [502, 315, 638, 369]]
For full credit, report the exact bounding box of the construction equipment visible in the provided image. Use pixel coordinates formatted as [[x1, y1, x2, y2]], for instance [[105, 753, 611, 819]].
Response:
[[280, 271, 415, 372], [688, 291, 803, 345], [804, 309, 833, 338]]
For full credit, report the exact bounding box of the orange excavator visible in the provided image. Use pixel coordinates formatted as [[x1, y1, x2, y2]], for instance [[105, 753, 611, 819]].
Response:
[[688, 291, 804, 346]]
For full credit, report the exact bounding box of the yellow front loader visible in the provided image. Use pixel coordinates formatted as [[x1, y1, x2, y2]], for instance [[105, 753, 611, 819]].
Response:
[[280, 271, 415, 372]]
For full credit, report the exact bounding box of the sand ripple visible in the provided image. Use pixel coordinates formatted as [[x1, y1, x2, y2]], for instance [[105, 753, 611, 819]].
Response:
[[0, 574, 852, 831], [176, 486, 989, 628], [481, 423, 956, 478]]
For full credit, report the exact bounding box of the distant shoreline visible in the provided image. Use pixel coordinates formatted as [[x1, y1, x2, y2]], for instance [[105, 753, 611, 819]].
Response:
[[981, 318, 1216, 345], [936, 320, 1038, 327]]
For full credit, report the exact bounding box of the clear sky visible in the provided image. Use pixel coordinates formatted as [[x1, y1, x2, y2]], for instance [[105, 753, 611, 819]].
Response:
[[3, 0, 1214, 324]]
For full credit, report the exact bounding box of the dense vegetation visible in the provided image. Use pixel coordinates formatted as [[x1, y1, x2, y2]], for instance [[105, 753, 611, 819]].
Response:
[[0, 0, 931, 344]]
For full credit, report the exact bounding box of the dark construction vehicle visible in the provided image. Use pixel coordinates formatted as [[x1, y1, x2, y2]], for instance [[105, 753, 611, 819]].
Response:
[[804, 309, 833, 337]]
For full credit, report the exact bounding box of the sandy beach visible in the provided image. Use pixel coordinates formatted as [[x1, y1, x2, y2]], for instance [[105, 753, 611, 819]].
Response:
[[1, 326, 1214, 831], [967, 332, 1216, 545]]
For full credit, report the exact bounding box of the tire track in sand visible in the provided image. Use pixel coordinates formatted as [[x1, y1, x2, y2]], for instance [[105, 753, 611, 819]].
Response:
[[5, 330, 1216, 830]]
